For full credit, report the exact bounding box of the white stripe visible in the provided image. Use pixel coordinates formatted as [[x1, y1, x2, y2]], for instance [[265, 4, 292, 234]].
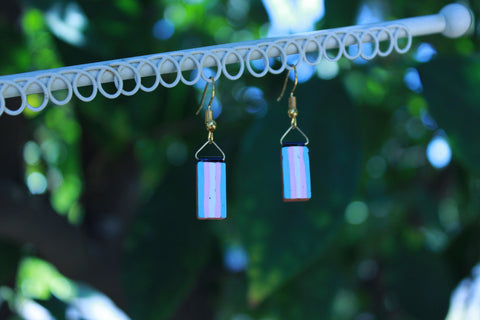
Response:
[[208, 163, 216, 218], [294, 147, 302, 198]]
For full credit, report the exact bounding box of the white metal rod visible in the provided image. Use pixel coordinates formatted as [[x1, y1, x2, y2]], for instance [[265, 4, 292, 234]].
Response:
[[0, 3, 471, 114]]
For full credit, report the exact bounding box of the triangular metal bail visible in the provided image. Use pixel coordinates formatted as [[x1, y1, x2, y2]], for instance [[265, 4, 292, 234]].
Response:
[[280, 125, 309, 146], [195, 139, 226, 161]]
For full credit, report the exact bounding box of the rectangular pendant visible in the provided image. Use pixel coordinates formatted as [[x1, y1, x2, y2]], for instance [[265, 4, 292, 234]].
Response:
[[281, 144, 311, 202], [196, 158, 227, 219]]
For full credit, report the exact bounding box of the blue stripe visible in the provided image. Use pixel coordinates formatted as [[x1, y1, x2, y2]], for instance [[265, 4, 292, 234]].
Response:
[[220, 163, 227, 218], [282, 147, 291, 199], [197, 162, 204, 218], [303, 147, 311, 198]]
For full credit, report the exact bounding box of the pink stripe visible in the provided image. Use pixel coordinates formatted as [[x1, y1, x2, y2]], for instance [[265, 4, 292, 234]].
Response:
[[203, 163, 210, 218], [297, 147, 307, 198], [215, 162, 221, 218], [288, 147, 297, 198]]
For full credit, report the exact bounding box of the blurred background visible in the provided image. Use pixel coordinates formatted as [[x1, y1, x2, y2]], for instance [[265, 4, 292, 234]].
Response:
[[0, 0, 479, 319]]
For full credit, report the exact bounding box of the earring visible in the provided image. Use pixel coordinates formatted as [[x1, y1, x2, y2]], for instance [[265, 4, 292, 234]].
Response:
[[194, 77, 227, 219], [277, 66, 311, 202]]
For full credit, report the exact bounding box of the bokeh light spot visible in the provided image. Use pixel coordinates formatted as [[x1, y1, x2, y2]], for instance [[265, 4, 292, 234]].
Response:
[[263, 0, 325, 36], [152, 19, 174, 40], [446, 264, 480, 320], [192, 68, 216, 89], [357, 1, 383, 24], [165, 4, 186, 27], [27, 172, 48, 195], [210, 98, 223, 119], [241, 86, 268, 117], [23, 141, 41, 165], [224, 244, 249, 272], [345, 201, 369, 225], [290, 63, 316, 83], [422, 227, 448, 252], [316, 59, 339, 79], [426, 136, 452, 169], [415, 43, 437, 62], [332, 289, 358, 318], [45, 3, 88, 46], [68, 293, 130, 320], [41, 139, 62, 164], [17, 300, 54, 320], [227, 0, 250, 23], [404, 68, 423, 93]]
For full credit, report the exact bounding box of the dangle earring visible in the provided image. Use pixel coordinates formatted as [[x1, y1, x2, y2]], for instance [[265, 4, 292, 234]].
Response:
[[194, 77, 227, 220], [277, 66, 311, 202]]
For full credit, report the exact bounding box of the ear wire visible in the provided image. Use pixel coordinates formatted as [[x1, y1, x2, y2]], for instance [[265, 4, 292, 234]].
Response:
[[195, 76, 215, 115], [195, 77, 217, 143], [277, 65, 297, 102]]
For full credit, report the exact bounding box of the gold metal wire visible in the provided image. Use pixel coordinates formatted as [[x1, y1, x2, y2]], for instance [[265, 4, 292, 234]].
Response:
[[194, 76, 226, 160], [195, 139, 226, 161], [195, 76, 215, 115], [277, 65, 298, 101], [195, 76, 217, 144], [291, 117, 297, 128], [277, 65, 309, 145], [280, 125, 309, 146]]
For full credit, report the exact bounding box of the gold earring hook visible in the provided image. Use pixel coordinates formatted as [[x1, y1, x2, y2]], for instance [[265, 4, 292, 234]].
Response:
[[277, 65, 298, 102], [195, 77, 217, 143], [194, 77, 225, 160], [277, 65, 299, 128], [195, 76, 215, 115], [277, 65, 308, 145]]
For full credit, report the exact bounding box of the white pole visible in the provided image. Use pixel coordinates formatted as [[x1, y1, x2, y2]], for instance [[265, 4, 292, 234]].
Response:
[[0, 3, 472, 115]]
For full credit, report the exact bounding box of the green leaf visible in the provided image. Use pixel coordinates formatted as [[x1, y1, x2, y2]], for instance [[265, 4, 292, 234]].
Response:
[[419, 57, 480, 175], [16, 257, 76, 301], [231, 79, 362, 304]]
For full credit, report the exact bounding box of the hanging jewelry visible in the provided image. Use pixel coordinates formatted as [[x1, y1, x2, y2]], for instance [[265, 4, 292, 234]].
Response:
[[194, 77, 227, 219], [277, 66, 311, 202]]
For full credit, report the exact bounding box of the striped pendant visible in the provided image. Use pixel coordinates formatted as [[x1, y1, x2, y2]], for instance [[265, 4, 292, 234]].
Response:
[[281, 143, 311, 202], [196, 157, 227, 219]]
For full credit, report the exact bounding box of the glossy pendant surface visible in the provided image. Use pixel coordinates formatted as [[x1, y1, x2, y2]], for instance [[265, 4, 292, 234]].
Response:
[[281, 143, 311, 202], [196, 157, 227, 219]]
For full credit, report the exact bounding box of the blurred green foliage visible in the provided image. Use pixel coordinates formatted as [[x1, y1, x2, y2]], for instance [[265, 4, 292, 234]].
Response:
[[0, 0, 479, 319]]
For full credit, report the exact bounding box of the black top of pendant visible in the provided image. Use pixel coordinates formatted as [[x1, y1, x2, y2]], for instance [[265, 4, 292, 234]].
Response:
[[282, 142, 306, 147], [198, 156, 225, 162]]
